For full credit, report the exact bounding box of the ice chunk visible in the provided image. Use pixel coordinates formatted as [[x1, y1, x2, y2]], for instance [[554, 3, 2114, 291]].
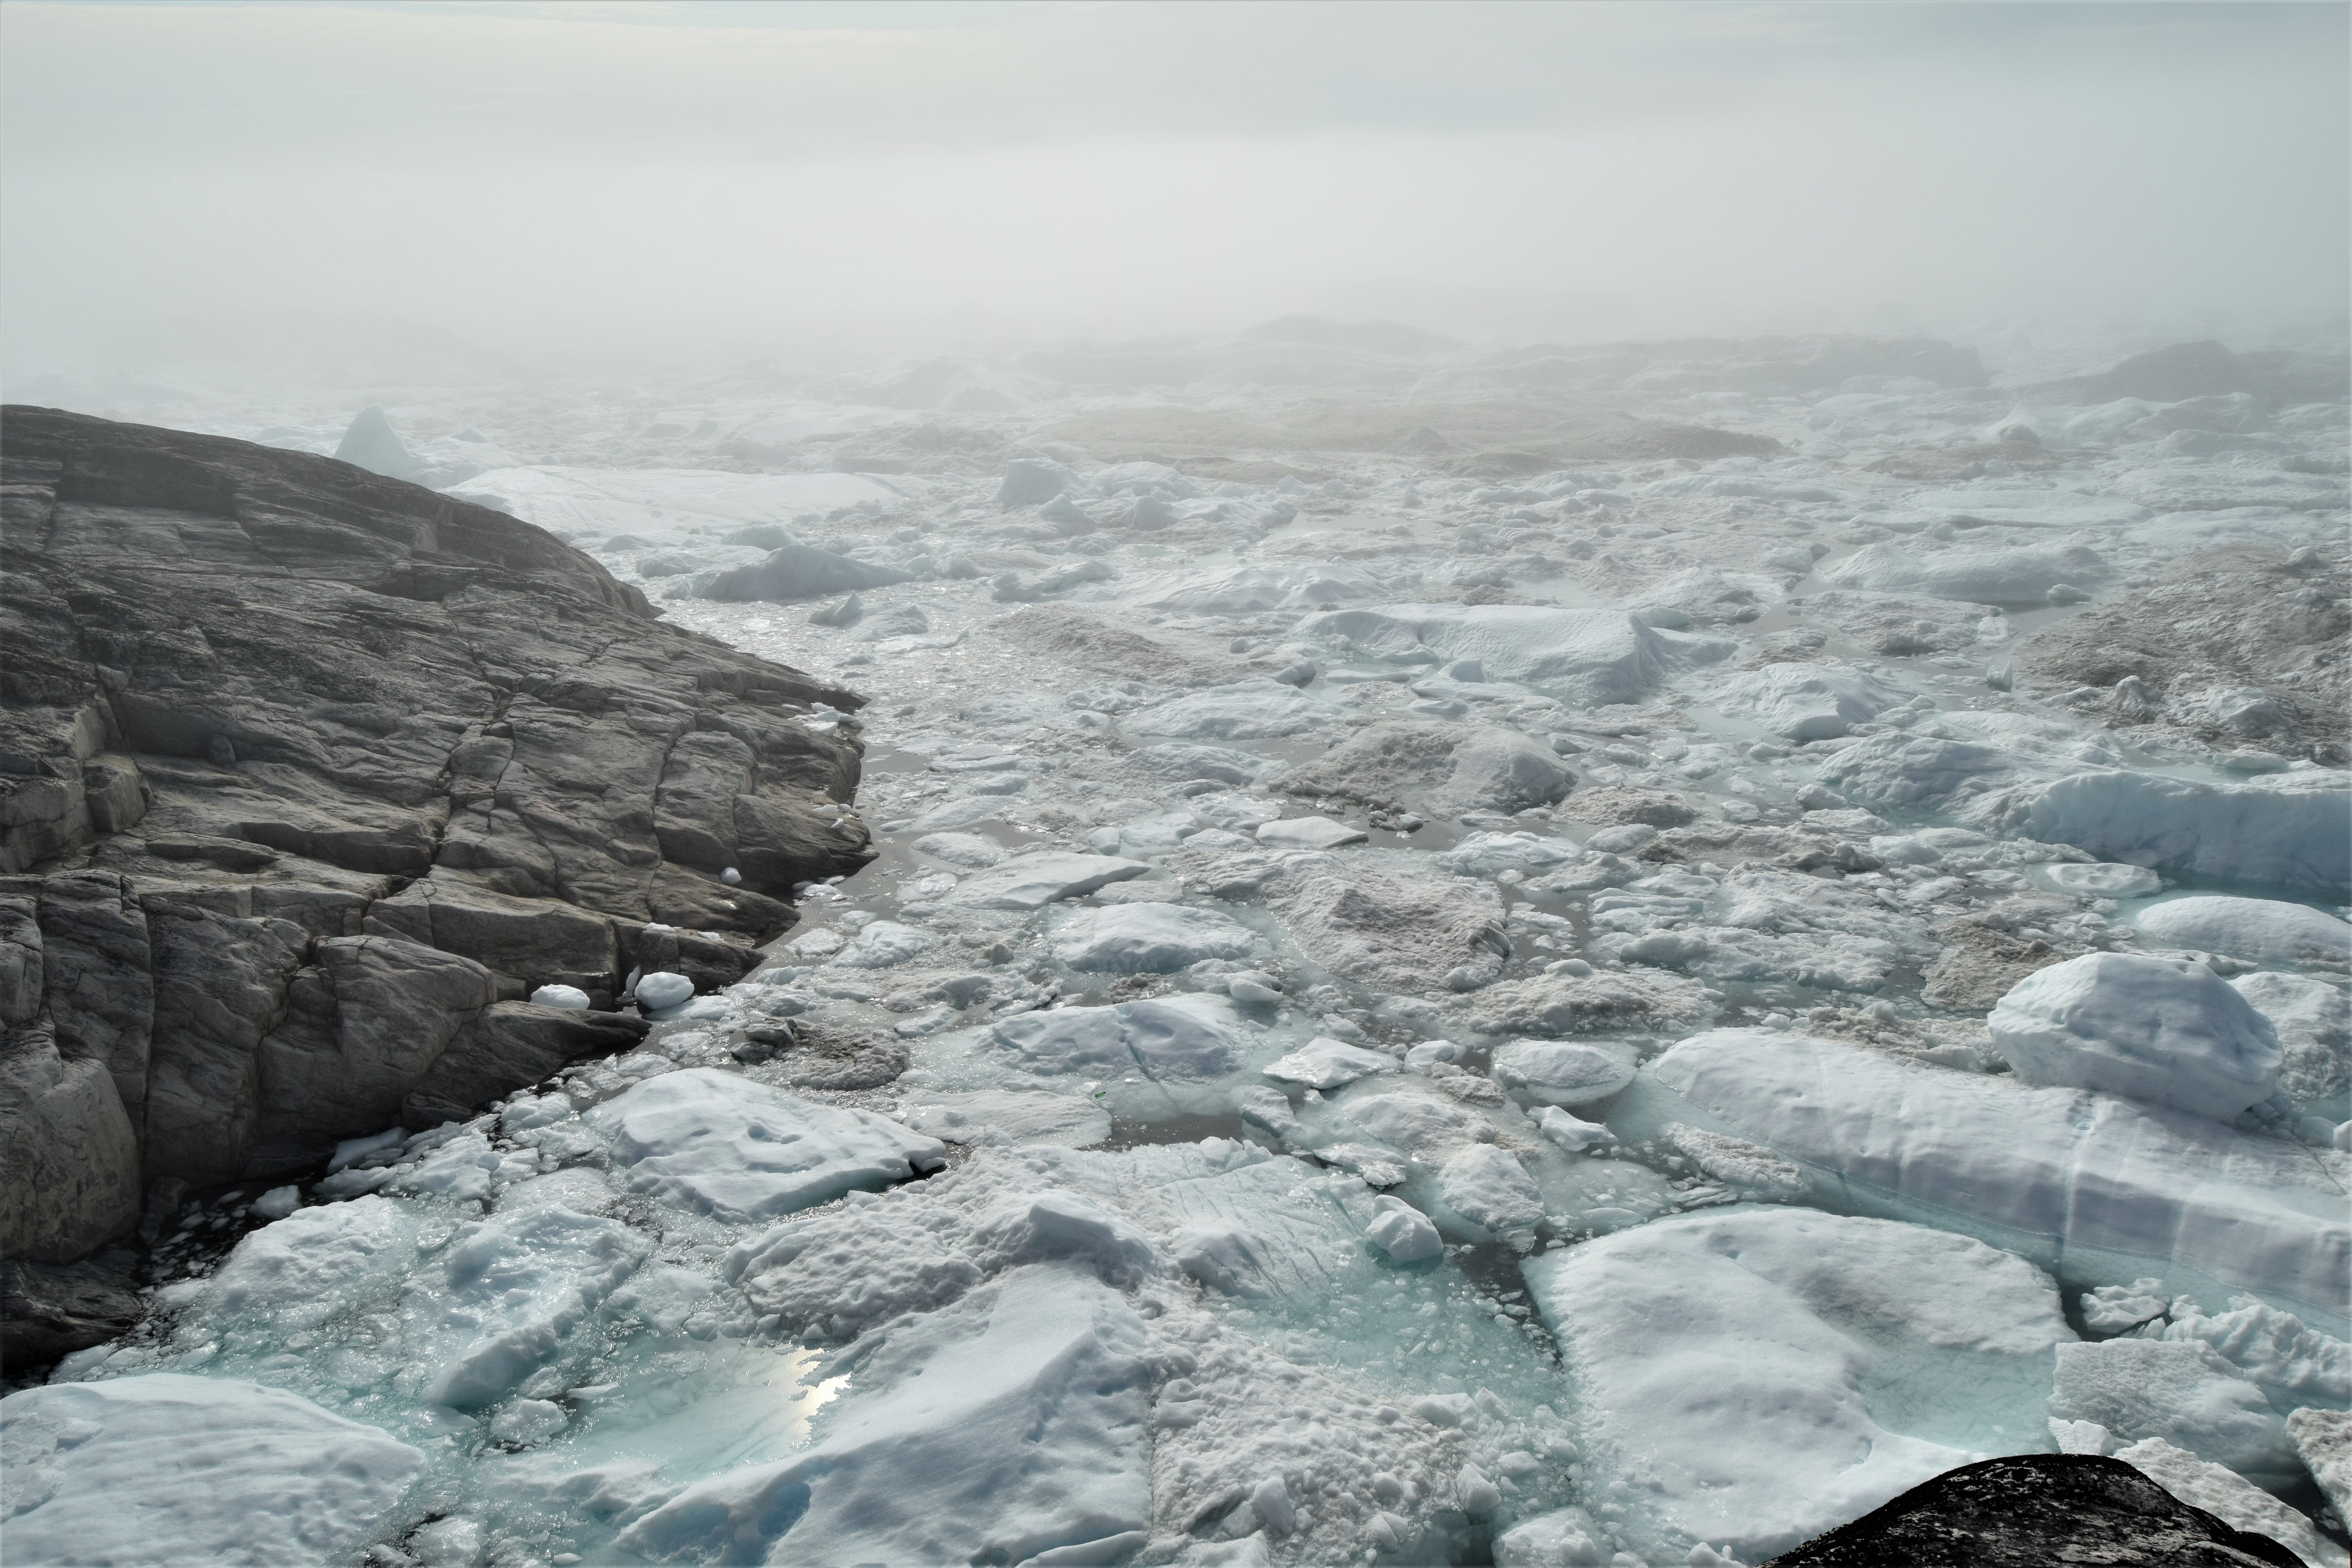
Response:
[[701, 542, 917, 601], [1495, 1506, 1612, 1567], [1279, 866, 1509, 991], [1646, 1030, 2350, 1314], [620, 1263, 1149, 1566], [2016, 768, 2352, 896], [830, 920, 940, 969], [333, 406, 422, 479], [1470, 966, 1717, 1038], [2042, 862, 2163, 898], [2136, 895, 2352, 966], [2080, 1278, 2171, 1333], [1522, 1207, 2071, 1563], [912, 831, 1006, 868], [1341, 1090, 1488, 1156], [1364, 1195, 1443, 1262], [0, 1375, 425, 1568], [200, 1194, 413, 1328], [1489, 1040, 1638, 1106], [1987, 953, 2280, 1118], [998, 457, 1085, 505], [2230, 970, 2349, 1107], [2114, 1438, 2348, 1568], [1437, 1145, 1545, 1235], [1535, 1106, 1615, 1152], [1714, 662, 1912, 741], [2290, 1407, 2352, 1522], [945, 851, 1151, 909], [1294, 604, 1700, 702], [1126, 680, 1333, 739], [2051, 1339, 2298, 1484], [1262, 1037, 1395, 1090], [1661, 1123, 1804, 1195], [1255, 815, 1368, 850], [990, 995, 1250, 1082], [529, 983, 590, 1009], [1049, 903, 1258, 972], [1118, 562, 1388, 614], [423, 1203, 654, 1407], [588, 1067, 945, 1223], [1822, 541, 2110, 603], [900, 1089, 1112, 1149], [634, 971, 694, 1011], [1281, 719, 1574, 819], [2158, 1295, 2350, 1406], [1431, 831, 1581, 877]]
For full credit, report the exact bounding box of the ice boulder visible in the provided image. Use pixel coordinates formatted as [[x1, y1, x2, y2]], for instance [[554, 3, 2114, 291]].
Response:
[[1364, 1195, 1443, 1262], [1713, 662, 1913, 741], [1126, 680, 1334, 739], [2230, 970, 2349, 1107], [0, 1375, 425, 1568], [1437, 1144, 1545, 1235], [944, 851, 1151, 910], [1294, 604, 1695, 703], [1279, 718, 1574, 818], [619, 1263, 1151, 1567], [1049, 902, 1258, 972], [2043, 862, 2164, 898], [1987, 953, 2280, 1118], [996, 457, 1085, 506], [1646, 1030, 2350, 1314], [830, 920, 940, 969], [333, 406, 423, 480], [2135, 895, 2352, 967], [528, 983, 590, 1009], [1489, 1039, 1639, 1106], [990, 994, 1250, 1082], [1822, 541, 2110, 603], [1522, 1207, 2072, 1564], [701, 543, 918, 602], [633, 971, 694, 1011], [1262, 1037, 1396, 1090], [587, 1068, 945, 1222], [2049, 1339, 2299, 1486], [2014, 767, 2352, 896]]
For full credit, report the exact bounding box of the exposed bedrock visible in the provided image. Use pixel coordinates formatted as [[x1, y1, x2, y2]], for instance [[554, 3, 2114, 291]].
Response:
[[0, 407, 876, 1277], [1762, 1453, 2305, 1567]]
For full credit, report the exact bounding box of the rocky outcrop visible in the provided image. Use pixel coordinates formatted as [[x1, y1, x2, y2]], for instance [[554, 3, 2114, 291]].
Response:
[[1762, 1454, 2303, 1567], [0, 406, 876, 1268]]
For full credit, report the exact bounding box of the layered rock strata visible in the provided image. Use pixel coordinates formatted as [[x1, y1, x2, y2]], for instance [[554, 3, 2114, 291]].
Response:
[[0, 407, 874, 1276]]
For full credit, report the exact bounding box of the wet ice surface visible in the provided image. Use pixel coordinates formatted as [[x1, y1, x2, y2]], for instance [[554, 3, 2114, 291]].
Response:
[[14, 338, 2352, 1567]]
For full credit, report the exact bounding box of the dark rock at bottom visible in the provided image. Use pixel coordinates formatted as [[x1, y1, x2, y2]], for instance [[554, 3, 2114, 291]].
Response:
[[1764, 1454, 2306, 1568]]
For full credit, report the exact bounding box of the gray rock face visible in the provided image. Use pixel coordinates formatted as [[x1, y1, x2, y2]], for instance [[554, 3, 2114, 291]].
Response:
[[0, 407, 876, 1259], [1762, 1453, 2301, 1567]]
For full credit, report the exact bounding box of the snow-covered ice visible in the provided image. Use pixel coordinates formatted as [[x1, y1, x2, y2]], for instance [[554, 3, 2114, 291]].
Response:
[[1986, 952, 2283, 1118], [30, 324, 2352, 1562]]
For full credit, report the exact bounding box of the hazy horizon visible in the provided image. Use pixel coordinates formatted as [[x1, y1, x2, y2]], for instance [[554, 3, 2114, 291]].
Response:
[[3, 0, 2347, 386]]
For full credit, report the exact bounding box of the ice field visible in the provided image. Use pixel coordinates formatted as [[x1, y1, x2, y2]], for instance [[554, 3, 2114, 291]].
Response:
[[7, 329, 2350, 1567]]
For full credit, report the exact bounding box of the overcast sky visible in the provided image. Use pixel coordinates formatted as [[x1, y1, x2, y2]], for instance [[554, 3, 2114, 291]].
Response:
[[2, 0, 2345, 377]]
